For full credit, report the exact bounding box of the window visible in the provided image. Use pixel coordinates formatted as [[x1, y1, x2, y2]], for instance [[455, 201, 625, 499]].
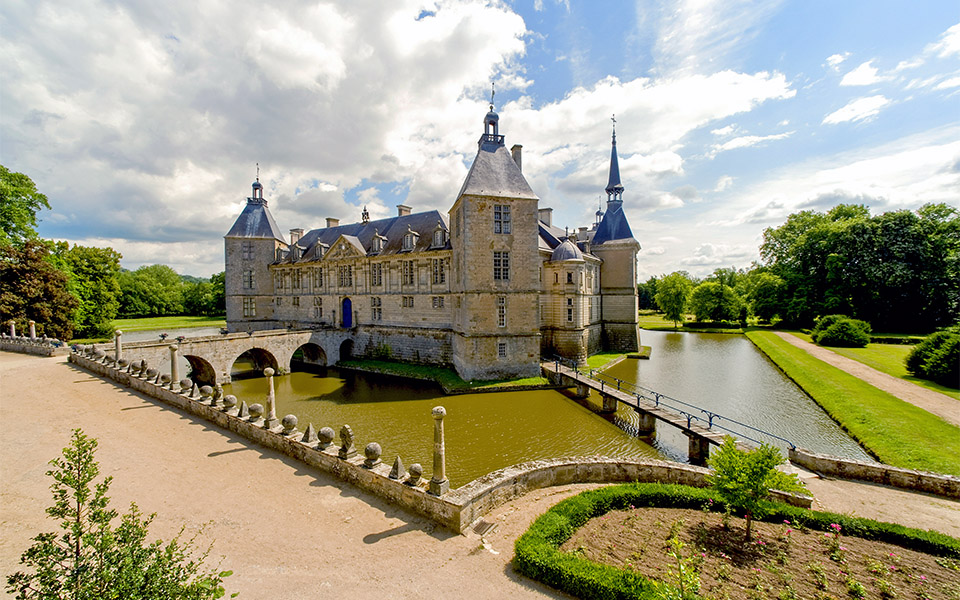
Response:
[[242, 270, 254, 289], [313, 268, 323, 289], [497, 296, 506, 327], [292, 270, 302, 290], [403, 233, 415, 250], [402, 296, 414, 308], [275, 272, 284, 290], [338, 265, 353, 287], [372, 236, 383, 252], [497, 342, 507, 358], [432, 296, 444, 309], [494, 205, 511, 234], [371, 297, 382, 320], [371, 263, 383, 287], [566, 272, 573, 284], [292, 296, 300, 307], [567, 297, 573, 323], [243, 297, 256, 317], [241, 242, 253, 260], [493, 251, 509, 280], [402, 261, 415, 285], [276, 297, 283, 306], [554, 273, 558, 284], [313, 297, 322, 318], [433, 229, 444, 246], [432, 258, 446, 284]]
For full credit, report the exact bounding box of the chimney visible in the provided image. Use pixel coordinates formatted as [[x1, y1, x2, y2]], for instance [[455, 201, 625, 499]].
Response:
[[397, 204, 412, 217], [290, 228, 303, 245], [538, 207, 553, 227], [579, 226, 588, 236], [510, 144, 522, 172], [325, 217, 340, 228]]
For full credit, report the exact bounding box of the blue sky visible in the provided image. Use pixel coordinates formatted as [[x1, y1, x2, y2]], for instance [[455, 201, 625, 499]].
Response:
[[2, 0, 958, 278]]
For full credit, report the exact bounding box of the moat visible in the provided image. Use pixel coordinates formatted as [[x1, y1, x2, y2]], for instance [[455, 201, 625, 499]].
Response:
[[221, 330, 872, 487]]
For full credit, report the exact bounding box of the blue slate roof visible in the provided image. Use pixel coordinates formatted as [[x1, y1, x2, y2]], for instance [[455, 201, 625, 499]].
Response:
[[591, 201, 634, 245], [457, 138, 538, 201], [225, 199, 286, 240], [551, 239, 583, 261]]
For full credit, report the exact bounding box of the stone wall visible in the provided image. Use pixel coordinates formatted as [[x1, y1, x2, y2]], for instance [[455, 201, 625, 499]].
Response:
[[789, 448, 960, 499], [0, 337, 69, 357]]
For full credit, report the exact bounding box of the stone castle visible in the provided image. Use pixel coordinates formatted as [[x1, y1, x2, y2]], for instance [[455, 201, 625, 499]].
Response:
[[224, 105, 640, 380]]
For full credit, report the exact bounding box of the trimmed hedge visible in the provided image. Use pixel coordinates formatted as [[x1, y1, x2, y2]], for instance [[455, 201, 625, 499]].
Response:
[[513, 483, 960, 600], [906, 331, 960, 388], [812, 314, 871, 347]]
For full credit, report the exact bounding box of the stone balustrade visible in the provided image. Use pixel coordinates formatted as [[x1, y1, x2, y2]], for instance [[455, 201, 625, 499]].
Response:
[[0, 332, 68, 356]]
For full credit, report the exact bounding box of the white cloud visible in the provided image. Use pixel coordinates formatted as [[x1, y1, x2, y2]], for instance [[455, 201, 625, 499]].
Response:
[[926, 22, 960, 58], [826, 52, 850, 69], [714, 175, 734, 192], [711, 124, 736, 136], [934, 76, 960, 90], [839, 60, 889, 86], [679, 243, 753, 267], [822, 95, 890, 124], [711, 131, 793, 154]]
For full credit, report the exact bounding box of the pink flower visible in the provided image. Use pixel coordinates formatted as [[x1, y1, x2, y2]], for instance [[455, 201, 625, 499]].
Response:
[[786, 529, 793, 534], [783, 520, 791, 525]]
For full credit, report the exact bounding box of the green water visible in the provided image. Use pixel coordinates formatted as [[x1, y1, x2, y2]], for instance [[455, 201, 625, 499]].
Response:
[[223, 366, 661, 487]]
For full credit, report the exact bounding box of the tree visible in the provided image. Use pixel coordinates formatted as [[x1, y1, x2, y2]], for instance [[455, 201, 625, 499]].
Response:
[[747, 272, 784, 323], [0, 240, 78, 340], [209, 272, 226, 315], [637, 276, 659, 311], [0, 165, 51, 246], [707, 437, 790, 542], [52, 243, 123, 338], [655, 272, 693, 328], [119, 265, 185, 317], [689, 281, 741, 322], [6, 429, 232, 599]]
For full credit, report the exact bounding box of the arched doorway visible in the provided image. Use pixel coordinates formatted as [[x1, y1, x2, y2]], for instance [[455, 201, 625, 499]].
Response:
[[290, 343, 327, 374], [339, 339, 354, 362], [341, 297, 352, 328], [230, 347, 279, 380], [183, 355, 217, 387]]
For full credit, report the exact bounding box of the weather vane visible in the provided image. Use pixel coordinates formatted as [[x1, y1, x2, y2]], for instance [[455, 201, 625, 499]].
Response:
[[256, 162, 260, 181], [490, 82, 495, 110], [611, 113, 616, 132]]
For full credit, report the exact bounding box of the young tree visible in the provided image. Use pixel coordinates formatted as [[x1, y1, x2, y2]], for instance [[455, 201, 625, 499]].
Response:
[[0, 165, 51, 246], [655, 272, 693, 328], [6, 429, 232, 599], [707, 437, 791, 542]]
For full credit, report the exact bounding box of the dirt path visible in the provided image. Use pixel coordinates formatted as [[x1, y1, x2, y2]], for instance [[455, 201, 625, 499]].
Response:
[[1, 352, 957, 599], [772, 332, 960, 427]]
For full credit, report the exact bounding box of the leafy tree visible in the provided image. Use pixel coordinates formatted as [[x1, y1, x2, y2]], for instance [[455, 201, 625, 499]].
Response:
[[906, 331, 960, 388], [119, 265, 185, 317], [0, 165, 51, 246], [637, 276, 659, 311], [0, 240, 78, 340], [6, 429, 233, 599], [707, 437, 790, 542], [747, 272, 785, 323], [52, 243, 123, 338], [689, 281, 741, 322], [655, 272, 693, 328], [209, 272, 226, 315]]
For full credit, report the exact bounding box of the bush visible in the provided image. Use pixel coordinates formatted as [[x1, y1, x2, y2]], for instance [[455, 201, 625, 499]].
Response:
[[812, 315, 871, 347], [906, 331, 960, 388]]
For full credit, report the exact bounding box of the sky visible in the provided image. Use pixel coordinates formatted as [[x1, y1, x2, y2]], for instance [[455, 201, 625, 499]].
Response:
[[2, 0, 958, 279]]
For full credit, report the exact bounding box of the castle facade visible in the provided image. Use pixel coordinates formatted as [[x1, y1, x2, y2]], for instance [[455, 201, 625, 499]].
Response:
[[224, 107, 640, 380]]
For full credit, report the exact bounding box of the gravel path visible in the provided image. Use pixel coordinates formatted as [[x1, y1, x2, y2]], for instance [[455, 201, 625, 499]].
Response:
[[2, 352, 957, 599], [772, 332, 960, 427]]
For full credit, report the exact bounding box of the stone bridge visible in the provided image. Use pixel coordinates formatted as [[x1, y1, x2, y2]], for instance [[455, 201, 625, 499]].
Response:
[[105, 329, 360, 386]]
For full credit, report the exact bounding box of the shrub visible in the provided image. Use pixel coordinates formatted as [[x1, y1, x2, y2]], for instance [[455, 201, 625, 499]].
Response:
[[906, 331, 960, 388], [812, 315, 871, 347]]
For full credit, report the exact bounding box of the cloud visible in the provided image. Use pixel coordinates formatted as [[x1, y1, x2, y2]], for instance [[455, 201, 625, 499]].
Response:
[[714, 175, 734, 192], [822, 95, 890, 124], [711, 131, 793, 154], [934, 76, 960, 90], [839, 60, 889, 86], [926, 22, 960, 58], [826, 52, 850, 69], [711, 124, 736, 136], [679, 242, 753, 267]]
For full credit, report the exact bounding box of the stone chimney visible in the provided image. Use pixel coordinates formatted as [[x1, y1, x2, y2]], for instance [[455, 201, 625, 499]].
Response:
[[325, 217, 340, 228], [290, 228, 304, 245], [511, 144, 522, 172], [397, 204, 412, 217], [538, 207, 553, 227]]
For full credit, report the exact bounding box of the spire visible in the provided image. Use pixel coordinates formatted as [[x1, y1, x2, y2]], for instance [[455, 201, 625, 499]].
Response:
[[604, 114, 624, 201]]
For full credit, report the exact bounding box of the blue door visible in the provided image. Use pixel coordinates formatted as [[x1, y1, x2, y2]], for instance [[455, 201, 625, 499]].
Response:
[[342, 298, 352, 328]]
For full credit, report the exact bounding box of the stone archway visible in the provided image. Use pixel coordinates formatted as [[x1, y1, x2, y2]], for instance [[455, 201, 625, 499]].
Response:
[[183, 355, 217, 387], [290, 343, 327, 374], [339, 339, 354, 362], [231, 347, 280, 380]]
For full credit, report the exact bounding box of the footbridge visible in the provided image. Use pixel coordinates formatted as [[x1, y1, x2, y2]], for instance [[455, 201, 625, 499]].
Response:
[[101, 328, 359, 386], [542, 358, 796, 464]]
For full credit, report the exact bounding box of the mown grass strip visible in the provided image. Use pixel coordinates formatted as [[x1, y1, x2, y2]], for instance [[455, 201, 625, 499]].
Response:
[[823, 341, 959, 401], [746, 331, 960, 476]]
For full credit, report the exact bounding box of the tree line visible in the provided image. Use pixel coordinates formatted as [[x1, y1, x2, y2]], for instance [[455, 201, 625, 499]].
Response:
[[0, 166, 224, 340], [641, 203, 959, 333]]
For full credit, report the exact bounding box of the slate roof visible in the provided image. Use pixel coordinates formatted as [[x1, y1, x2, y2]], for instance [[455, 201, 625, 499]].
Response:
[[457, 138, 538, 201], [591, 200, 635, 245], [275, 210, 450, 264], [225, 199, 286, 241], [551, 239, 584, 261], [605, 137, 624, 196]]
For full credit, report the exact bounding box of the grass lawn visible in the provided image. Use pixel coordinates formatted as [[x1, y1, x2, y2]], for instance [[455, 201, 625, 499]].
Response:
[[72, 315, 226, 344], [746, 330, 960, 476], [584, 352, 624, 370], [337, 358, 550, 394], [789, 332, 959, 401], [638, 310, 684, 331]]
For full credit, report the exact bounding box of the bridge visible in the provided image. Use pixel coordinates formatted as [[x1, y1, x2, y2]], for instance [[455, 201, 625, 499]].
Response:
[[103, 328, 361, 386], [541, 358, 796, 464]]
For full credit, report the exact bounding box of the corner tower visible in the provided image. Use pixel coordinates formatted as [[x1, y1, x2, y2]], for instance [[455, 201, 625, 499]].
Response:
[[224, 176, 288, 332], [592, 118, 641, 352], [449, 102, 540, 380]]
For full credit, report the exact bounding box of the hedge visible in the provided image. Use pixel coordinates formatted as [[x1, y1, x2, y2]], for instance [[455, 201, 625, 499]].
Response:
[[513, 483, 960, 600]]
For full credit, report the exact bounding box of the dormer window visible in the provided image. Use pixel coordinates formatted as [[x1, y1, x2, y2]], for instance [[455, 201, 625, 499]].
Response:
[[402, 226, 418, 251], [371, 229, 386, 253], [431, 221, 446, 247]]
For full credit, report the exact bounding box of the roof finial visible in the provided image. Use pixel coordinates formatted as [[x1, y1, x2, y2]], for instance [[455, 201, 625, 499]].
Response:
[[611, 114, 616, 142], [490, 82, 495, 111], [256, 162, 260, 182]]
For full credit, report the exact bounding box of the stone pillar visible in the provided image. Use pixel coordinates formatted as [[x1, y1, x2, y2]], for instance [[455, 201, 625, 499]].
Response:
[[8, 321, 15, 337], [573, 382, 590, 399], [600, 395, 618, 414], [429, 406, 449, 496], [687, 434, 711, 466], [168, 345, 179, 389], [263, 367, 279, 429], [114, 330, 123, 362], [28, 320, 36, 339], [636, 410, 656, 435]]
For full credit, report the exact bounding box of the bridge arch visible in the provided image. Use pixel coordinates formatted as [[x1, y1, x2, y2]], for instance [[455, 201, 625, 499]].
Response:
[[339, 339, 354, 362], [231, 347, 279, 380], [290, 343, 327, 373], [183, 355, 217, 387]]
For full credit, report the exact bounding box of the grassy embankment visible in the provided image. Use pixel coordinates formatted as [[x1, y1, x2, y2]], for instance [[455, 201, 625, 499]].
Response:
[[746, 330, 960, 476], [337, 358, 550, 394], [72, 315, 226, 344], [638, 310, 746, 333]]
